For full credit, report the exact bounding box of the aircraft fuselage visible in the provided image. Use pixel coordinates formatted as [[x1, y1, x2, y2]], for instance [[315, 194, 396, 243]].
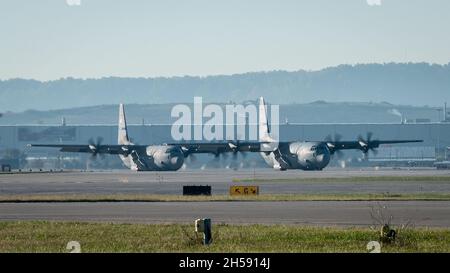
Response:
[[120, 145, 185, 171], [260, 141, 331, 170]]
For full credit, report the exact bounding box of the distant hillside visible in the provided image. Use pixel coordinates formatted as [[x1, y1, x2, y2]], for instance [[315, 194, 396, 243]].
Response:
[[0, 101, 440, 125], [1, 62, 449, 112]]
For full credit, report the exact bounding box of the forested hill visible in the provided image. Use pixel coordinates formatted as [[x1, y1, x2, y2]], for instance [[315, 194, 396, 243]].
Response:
[[0, 102, 440, 125], [1, 62, 449, 112]]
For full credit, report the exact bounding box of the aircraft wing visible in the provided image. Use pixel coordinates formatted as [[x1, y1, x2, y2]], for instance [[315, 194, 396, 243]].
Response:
[[167, 141, 262, 156], [28, 141, 263, 157], [28, 144, 146, 155], [325, 139, 423, 154]]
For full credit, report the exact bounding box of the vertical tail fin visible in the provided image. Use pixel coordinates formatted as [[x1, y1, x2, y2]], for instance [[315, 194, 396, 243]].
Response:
[[118, 103, 131, 145], [259, 97, 278, 152], [259, 97, 274, 142]]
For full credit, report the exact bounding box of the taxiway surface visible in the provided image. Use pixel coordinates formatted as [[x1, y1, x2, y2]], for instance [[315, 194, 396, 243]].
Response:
[[0, 201, 449, 226], [1, 168, 449, 195]]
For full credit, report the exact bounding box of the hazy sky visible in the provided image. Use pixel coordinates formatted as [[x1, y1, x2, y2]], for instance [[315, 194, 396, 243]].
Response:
[[1, 0, 449, 80]]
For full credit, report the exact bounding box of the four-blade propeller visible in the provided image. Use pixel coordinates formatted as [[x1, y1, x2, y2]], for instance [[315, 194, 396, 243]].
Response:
[[88, 136, 105, 159], [81, 131, 407, 165], [325, 133, 344, 159], [357, 132, 379, 156]]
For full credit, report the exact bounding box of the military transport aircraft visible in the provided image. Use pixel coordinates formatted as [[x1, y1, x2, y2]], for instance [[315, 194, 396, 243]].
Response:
[[29, 99, 423, 172], [257, 97, 423, 170], [29, 104, 260, 171]]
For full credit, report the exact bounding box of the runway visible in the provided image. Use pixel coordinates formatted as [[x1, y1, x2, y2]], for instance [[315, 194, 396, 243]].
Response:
[[1, 168, 450, 195], [1, 201, 449, 227], [1, 168, 450, 227]]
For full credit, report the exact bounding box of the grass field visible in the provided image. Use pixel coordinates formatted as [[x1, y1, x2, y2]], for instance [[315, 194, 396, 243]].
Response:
[[1, 192, 450, 202], [0, 221, 449, 253]]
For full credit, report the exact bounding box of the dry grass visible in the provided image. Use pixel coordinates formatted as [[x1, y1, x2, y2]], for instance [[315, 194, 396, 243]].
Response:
[[0, 221, 449, 253]]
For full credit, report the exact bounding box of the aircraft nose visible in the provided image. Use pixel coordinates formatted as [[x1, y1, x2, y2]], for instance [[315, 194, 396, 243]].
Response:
[[315, 149, 330, 167], [170, 156, 182, 166], [316, 154, 325, 163]]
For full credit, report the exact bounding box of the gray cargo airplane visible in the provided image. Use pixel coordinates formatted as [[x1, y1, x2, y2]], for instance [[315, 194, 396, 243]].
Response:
[[257, 97, 422, 170], [30, 99, 422, 172], [29, 104, 259, 171]]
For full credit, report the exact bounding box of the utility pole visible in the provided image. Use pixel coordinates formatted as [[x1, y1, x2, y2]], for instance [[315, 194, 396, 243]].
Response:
[[437, 123, 441, 160], [445, 102, 449, 122], [436, 108, 442, 122]]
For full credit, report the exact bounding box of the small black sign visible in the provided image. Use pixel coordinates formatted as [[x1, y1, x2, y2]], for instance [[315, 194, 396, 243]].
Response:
[[183, 185, 212, 196]]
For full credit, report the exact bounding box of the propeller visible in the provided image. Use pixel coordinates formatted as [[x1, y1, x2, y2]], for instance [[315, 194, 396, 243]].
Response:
[[210, 144, 243, 170], [228, 141, 241, 160], [88, 136, 105, 159], [325, 133, 344, 159], [228, 140, 250, 159], [358, 132, 379, 157], [221, 152, 229, 160], [229, 141, 249, 169], [180, 147, 198, 166], [203, 140, 250, 169], [325, 133, 342, 143], [207, 153, 225, 168], [187, 154, 197, 163], [224, 150, 244, 170]]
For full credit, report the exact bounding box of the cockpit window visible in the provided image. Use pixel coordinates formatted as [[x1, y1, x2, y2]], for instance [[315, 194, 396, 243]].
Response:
[[317, 145, 327, 153], [310, 146, 317, 151]]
